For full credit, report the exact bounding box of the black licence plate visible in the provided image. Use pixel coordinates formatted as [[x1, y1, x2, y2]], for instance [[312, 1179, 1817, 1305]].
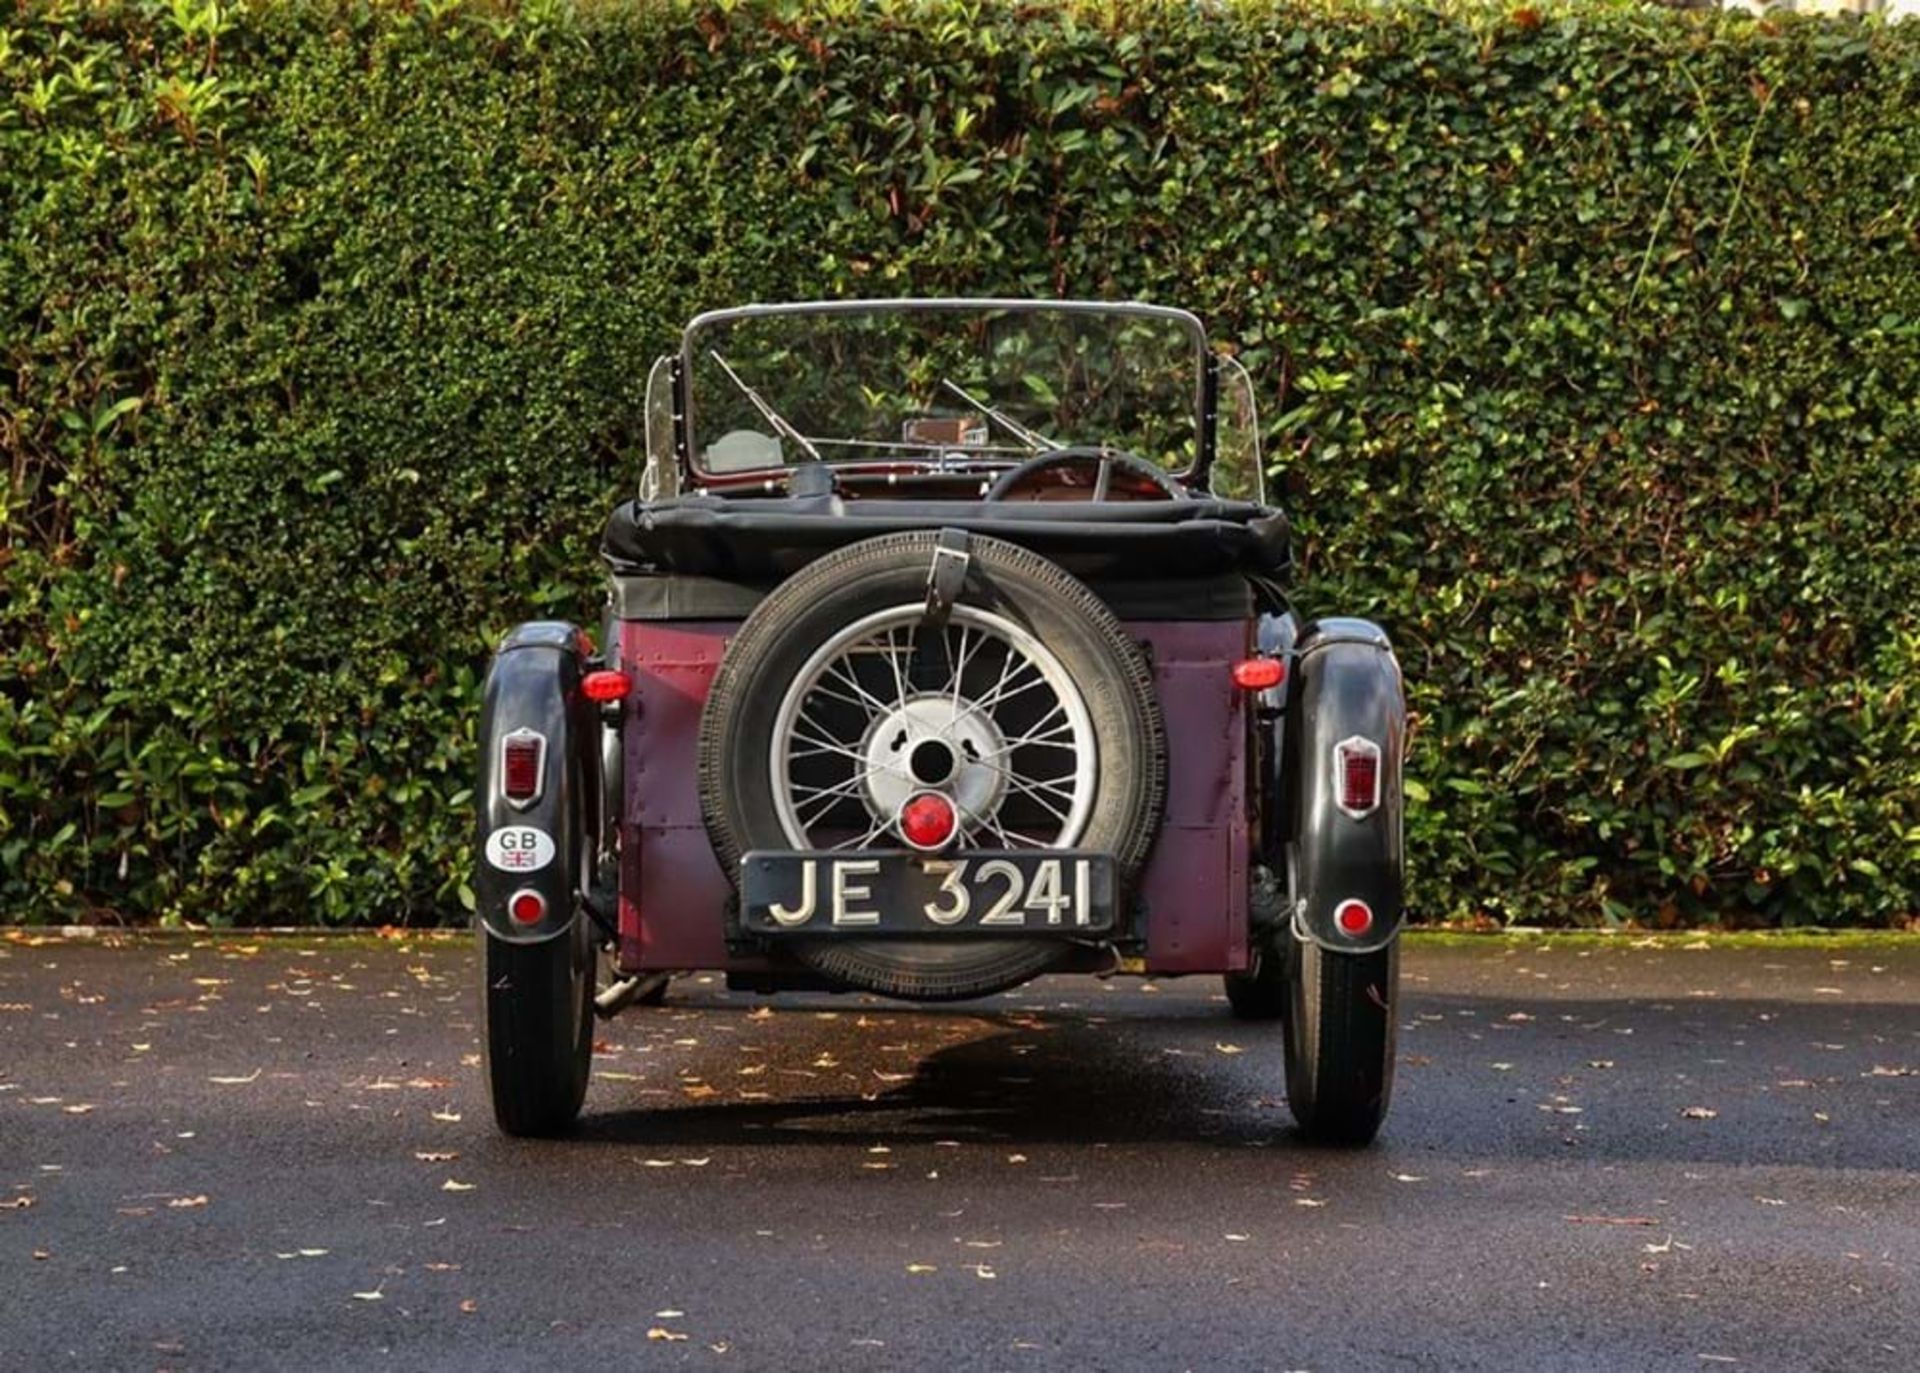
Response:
[[739, 850, 1117, 937]]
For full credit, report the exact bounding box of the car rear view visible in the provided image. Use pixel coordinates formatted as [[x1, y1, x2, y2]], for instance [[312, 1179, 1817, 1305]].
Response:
[[473, 300, 1406, 1144]]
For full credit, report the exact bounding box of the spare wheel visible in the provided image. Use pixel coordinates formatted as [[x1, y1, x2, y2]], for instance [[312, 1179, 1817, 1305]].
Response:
[[698, 531, 1166, 1000]]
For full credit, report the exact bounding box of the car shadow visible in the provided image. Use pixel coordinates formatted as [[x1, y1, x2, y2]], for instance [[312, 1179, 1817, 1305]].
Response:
[[575, 1005, 1270, 1151], [567, 983, 1919, 1172]]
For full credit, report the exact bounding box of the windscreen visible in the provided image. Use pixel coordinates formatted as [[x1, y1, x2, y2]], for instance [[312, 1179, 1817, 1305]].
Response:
[[683, 304, 1204, 474]]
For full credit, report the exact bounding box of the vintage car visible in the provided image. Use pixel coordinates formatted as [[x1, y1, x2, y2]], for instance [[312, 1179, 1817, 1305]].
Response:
[[474, 300, 1405, 1144]]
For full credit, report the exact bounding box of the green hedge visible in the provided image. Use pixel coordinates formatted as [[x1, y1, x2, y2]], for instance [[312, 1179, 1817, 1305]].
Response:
[[3, 0, 1916, 928]]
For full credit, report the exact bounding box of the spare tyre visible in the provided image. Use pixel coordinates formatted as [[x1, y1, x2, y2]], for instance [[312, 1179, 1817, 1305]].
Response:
[[698, 530, 1165, 1000]]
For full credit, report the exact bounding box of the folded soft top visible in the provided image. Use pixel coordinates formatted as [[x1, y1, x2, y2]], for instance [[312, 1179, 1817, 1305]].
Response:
[[601, 494, 1291, 584]]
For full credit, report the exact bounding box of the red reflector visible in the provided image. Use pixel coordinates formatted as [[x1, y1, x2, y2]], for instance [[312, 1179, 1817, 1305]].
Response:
[[509, 889, 547, 925], [582, 670, 630, 704], [1335, 899, 1374, 937], [899, 792, 958, 851], [1230, 657, 1285, 691], [1333, 736, 1382, 818], [502, 733, 544, 802]]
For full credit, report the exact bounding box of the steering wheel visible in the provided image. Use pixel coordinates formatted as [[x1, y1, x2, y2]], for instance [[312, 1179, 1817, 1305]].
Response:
[[982, 446, 1188, 503]]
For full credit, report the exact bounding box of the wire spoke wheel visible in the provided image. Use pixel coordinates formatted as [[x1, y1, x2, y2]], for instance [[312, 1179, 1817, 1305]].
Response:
[[698, 531, 1165, 1001], [770, 605, 1097, 852]]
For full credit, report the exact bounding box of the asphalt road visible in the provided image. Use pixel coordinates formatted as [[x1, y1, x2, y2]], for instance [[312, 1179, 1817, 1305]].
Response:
[[2, 932, 1915, 1371]]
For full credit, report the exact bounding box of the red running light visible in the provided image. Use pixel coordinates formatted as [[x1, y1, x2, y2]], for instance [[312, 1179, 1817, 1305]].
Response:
[[899, 792, 958, 851], [1230, 657, 1285, 691], [509, 889, 547, 925], [582, 670, 630, 704], [1334, 736, 1381, 818], [502, 731, 545, 805], [1335, 899, 1374, 937]]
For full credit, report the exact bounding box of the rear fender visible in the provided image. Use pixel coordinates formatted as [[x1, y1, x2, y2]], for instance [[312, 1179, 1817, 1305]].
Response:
[[1285, 617, 1405, 954], [475, 622, 597, 945]]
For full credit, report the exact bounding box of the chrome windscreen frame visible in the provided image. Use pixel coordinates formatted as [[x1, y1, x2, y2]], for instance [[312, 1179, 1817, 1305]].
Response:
[[675, 298, 1219, 490]]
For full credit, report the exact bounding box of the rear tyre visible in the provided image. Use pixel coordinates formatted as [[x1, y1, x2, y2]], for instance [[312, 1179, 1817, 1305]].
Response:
[[1282, 934, 1398, 1146], [1223, 942, 1288, 1020], [481, 914, 594, 1137]]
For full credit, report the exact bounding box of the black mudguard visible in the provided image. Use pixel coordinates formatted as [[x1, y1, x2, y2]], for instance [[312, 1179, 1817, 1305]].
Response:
[[1283, 617, 1406, 955], [474, 621, 598, 945]]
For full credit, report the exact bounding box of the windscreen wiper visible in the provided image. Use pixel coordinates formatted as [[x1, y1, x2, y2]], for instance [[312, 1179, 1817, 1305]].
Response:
[[938, 379, 1060, 453], [707, 349, 825, 465]]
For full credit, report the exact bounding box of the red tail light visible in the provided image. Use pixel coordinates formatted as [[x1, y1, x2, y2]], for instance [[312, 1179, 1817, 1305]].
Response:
[[509, 889, 548, 925], [1333, 736, 1381, 818], [1335, 898, 1374, 937], [1230, 657, 1285, 691], [502, 730, 545, 807], [899, 792, 958, 851], [582, 670, 630, 704]]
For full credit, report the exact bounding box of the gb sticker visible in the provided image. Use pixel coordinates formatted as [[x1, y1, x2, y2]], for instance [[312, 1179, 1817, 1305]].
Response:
[[486, 826, 555, 873]]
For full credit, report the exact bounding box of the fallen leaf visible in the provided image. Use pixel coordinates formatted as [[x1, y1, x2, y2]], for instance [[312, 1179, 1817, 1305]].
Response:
[[167, 1195, 209, 1209], [208, 1070, 262, 1085], [62, 1104, 96, 1116], [1390, 1172, 1425, 1183], [1224, 1233, 1250, 1242], [906, 1263, 937, 1274], [647, 1328, 689, 1342], [1293, 1198, 1326, 1208], [1680, 1106, 1718, 1121], [430, 1110, 462, 1123], [352, 1290, 384, 1302], [459, 1299, 478, 1314], [654, 1310, 685, 1319], [441, 1179, 475, 1192], [1, 1196, 34, 1210], [415, 1151, 458, 1163], [1214, 1043, 1244, 1056]]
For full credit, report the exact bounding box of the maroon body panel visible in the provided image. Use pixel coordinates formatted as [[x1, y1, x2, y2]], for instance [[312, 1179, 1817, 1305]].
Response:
[[1135, 621, 1253, 973], [615, 617, 1252, 979]]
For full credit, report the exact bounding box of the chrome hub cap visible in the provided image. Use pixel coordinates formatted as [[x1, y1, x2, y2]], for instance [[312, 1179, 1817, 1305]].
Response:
[[859, 694, 1007, 827]]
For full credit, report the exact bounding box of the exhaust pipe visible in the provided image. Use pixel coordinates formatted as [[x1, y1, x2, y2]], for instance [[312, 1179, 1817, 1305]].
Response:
[[594, 972, 670, 1019]]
